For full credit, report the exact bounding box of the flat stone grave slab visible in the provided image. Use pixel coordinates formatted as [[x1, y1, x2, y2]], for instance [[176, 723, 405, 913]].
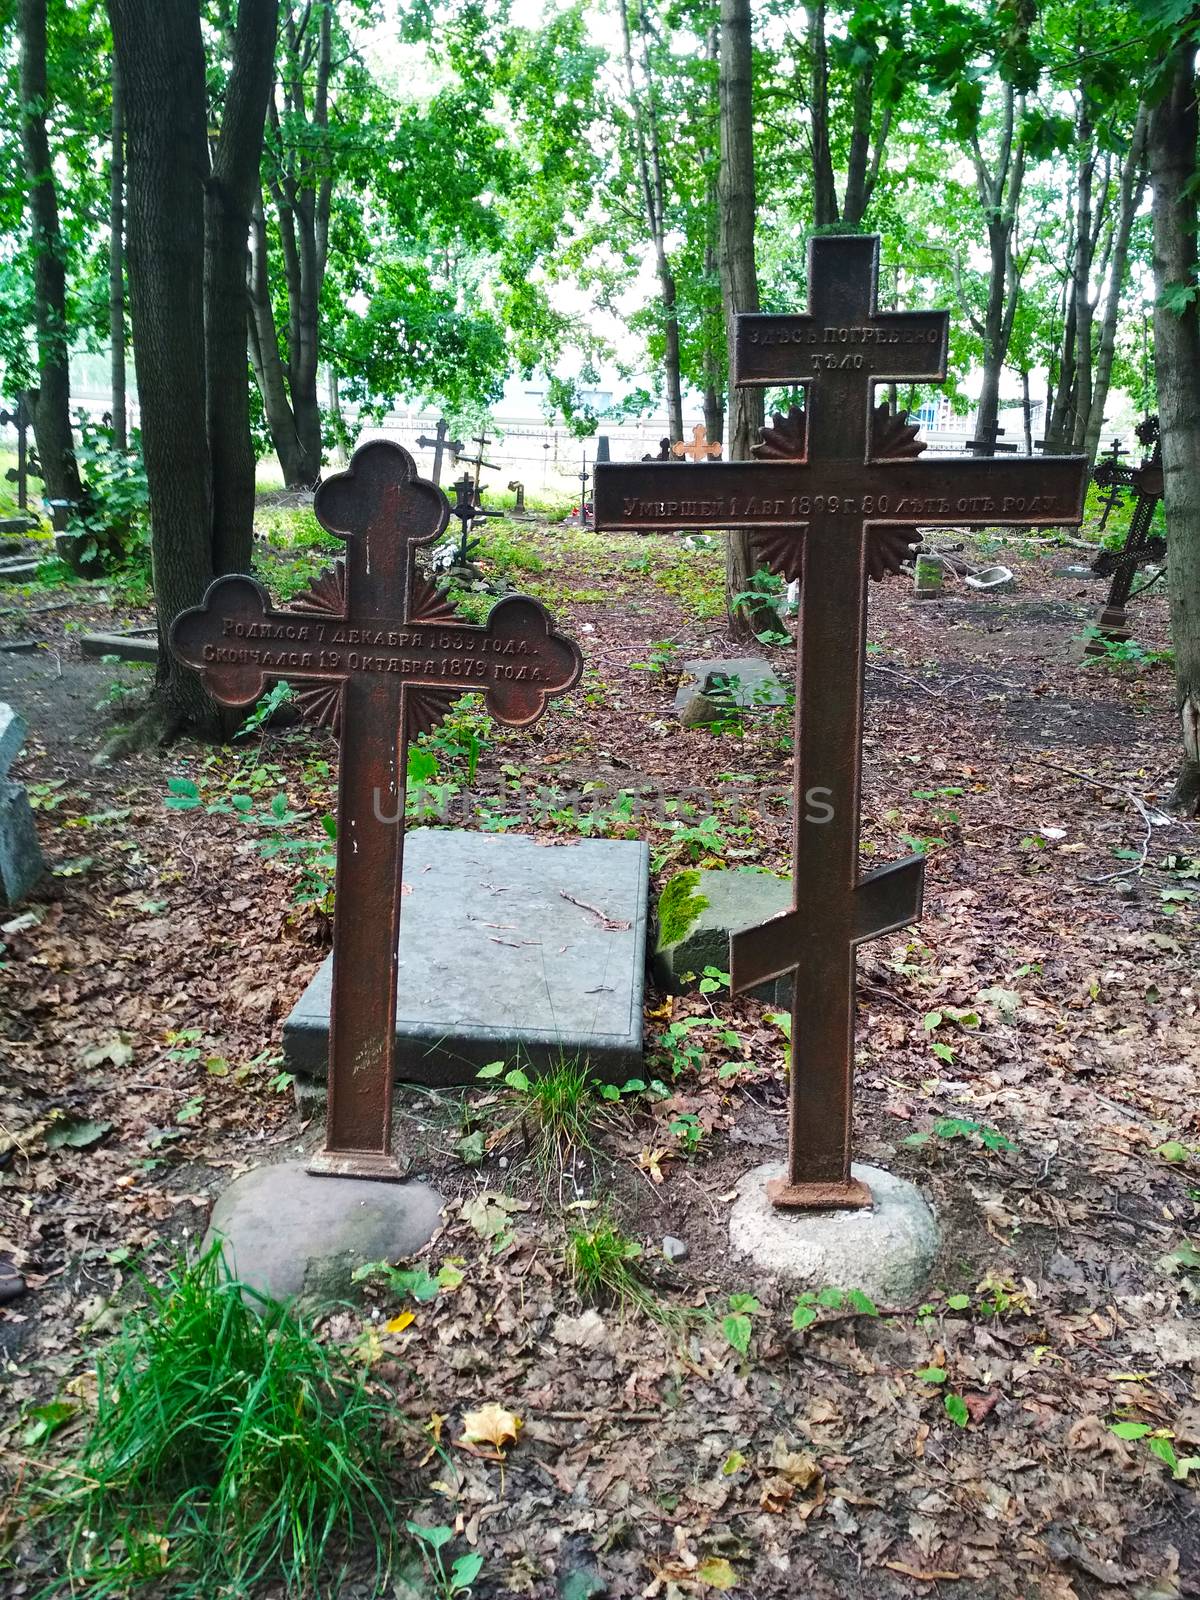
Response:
[[0, 558, 40, 585], [674, 656, 788, 725], [80, 628, 158, 663], [653, 866, 793, 1005], [285, 828, 650, 1092]]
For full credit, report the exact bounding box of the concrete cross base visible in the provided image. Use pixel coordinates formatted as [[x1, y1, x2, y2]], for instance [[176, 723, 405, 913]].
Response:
[[728, 1161, 939, 1304], [203, 1161, 444, 1305]]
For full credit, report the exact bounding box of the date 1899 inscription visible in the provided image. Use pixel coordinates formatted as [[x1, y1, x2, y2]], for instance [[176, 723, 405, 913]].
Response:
[[621, 491, 1066, 523]]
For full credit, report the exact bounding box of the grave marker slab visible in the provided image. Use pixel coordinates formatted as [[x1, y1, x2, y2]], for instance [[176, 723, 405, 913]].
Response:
[[170, 440, 582, 1179], [283, 828, 649, 1090], [673, 657, 788, 724], [594, 233, 1088, 1210], [0, 702, 44, 904]]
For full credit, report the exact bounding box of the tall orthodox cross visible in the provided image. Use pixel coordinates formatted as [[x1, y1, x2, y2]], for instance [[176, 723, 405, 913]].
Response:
[[416, 419, 463, 486], [172, 441, 581, 1179], [594, 235, 1087, 1209]]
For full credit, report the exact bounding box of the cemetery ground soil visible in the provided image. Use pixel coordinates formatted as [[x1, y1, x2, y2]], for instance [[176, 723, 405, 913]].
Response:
[[1, 513, 1199, 1599]]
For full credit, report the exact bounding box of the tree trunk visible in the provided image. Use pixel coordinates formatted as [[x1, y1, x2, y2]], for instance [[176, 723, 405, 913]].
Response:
[[1070, 99, 1095, 453], [974, 222, 1009, 450], [248, 195, 309, 485], [110, 0, 217, 732], [719, 0, 769, 635], [205, 0, 278, 573], [660, 259, 684, 443], [842, 57, 873, 226], [1149, 46, 1200, 814], [809, 0, 839, 228], [18, 0, 83, 508], [1046, 284, 1077, 452], [109, 48, 126, 450], [1083, 104, 1148, 465]]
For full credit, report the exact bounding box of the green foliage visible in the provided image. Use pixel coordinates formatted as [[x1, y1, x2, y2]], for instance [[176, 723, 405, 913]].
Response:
[[472, 1056, 606, 1173], [904, 1117, 1015, 1153], [566, 1220, 653, 1313], [23, 1248, 403, 1597], [406, 1522, 485, 1599], [66, 415, 150, 571], [791, 1285, 878, 1331], [721, 1292, 761, 1355], [657, 869, 709, 945]]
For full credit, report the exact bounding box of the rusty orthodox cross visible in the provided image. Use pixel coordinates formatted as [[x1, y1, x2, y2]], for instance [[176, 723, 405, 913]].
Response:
[[1087, 415, 1165, 650], [172, 441, 582, 1179], [416, 419, 463, 486], [595, 235, 1087, 1209], [673, 424, 722, 462]]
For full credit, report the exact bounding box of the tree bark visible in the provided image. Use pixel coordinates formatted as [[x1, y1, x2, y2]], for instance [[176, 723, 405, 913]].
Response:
[[109, 48, 126, 450], [110, 0, 217, 732], [248, 194, 308, 485], [718, 0, 769, 635], [205, 0, 278, 573], [971, 86, 1025, 452], [1068, 96, 1096, 453], [1083, 104, 1148, 465], [620, 0, 684, 443], [809, 0, 839, 228], [18, 0, 83, 508], [1149, 46, 1200, 814]]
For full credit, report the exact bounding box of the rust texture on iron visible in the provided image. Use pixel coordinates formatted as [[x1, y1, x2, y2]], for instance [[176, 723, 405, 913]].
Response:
[[171, 440, 582, 1180], [1088, 414, 1165, 648], [595, 233, 1088, 1211]]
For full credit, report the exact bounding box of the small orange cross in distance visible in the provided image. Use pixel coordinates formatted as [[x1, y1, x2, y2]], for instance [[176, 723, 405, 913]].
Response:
[[672, 423, 722, 462]]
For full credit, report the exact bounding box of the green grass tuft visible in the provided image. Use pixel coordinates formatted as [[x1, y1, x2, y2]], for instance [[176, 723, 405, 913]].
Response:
[[24, 1248, 404, 1598], [566, 1220, 650, 1310], [474, 1056, 606, 1175]]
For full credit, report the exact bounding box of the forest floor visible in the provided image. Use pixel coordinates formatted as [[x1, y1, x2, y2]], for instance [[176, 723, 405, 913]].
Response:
[[1, 497, 1199, 1599]]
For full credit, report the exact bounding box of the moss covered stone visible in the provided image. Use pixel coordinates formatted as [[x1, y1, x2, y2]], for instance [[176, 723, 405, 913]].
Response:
[[657, 870, 709, 946]]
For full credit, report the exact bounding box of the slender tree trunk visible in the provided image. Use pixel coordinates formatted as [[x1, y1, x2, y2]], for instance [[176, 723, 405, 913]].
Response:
[[1021, 367, 1033, 455], [110, 0, 216, 732], [18, 0, 83, 509], [809, 0, 838, 228], [719, 0, 769, 636], [1083, 104, 1148, 464], [109, 49, 126, 450], [1149, 46, 1200, 814], [248, 195, 308, 485], [1047, 286, 1077, 451], [974, 222, 1009, 450], [1070, 99, 1096, 453], [842, 59, 874, 226], [205, 0, 278, 574]]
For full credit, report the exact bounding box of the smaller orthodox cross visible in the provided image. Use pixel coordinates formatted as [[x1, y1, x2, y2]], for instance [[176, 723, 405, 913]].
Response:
[[449, 470, 499, 567], [172, 441, 581, 1179], [595, 234, 1088, 1210], [416, 419, 464, 487], [1087, 415, 1165, 649], [673, 424, 722, 463], [1, 397, 33, 511], [578, 455, 591, 527]]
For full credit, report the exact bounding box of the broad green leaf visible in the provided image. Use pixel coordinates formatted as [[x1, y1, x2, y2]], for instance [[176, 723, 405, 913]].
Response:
[[944, 1393, 969, 1427]]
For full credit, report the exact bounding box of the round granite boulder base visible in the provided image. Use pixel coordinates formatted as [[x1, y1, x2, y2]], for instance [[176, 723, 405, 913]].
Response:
[[204, 1161, 444, 1304], [728, 1162, 938, 1303]]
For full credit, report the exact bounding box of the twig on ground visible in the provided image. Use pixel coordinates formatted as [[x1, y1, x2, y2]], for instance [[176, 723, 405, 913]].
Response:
[[1032, 757, 1183, 883]]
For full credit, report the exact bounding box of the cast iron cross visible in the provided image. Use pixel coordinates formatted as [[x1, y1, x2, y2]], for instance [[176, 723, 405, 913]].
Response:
[[1088, 414, 1165, 648], [172, 441, 582, 1179], [416, 419, 464, 486], [595, 234, 1088, 1210]]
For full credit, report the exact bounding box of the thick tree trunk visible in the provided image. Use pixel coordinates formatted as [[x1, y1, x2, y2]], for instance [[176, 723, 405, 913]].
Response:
[[18, 0, 83, 508], [809, 0, 839, 228], [659, 259, 684, 444], [205, 0, 278, 574], [109, 50, 126, 450], [842, 59, 873, 226], [1149, 47, 1200, 814], [1083, 104, 1148, 465], [719, 0, 769, 635], [1046, 287, 1077, 452], [110, 0, 218, 733]]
